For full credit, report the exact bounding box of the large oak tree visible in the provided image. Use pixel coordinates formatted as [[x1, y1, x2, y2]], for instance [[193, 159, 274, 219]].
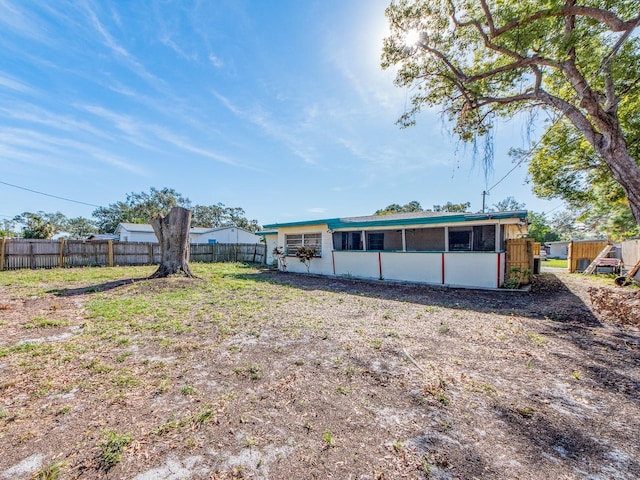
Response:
[[382, 0, 640, 227]]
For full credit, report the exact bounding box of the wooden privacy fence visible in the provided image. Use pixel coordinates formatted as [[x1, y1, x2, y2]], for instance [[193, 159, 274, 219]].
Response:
[[568, 240, 609, 273], [0, 238, 266, 270], [505, 238, 535, 284]]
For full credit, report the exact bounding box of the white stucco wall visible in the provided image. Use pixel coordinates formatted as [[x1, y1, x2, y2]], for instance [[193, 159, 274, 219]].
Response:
[[276, 225, 335, 275], [548, 242, 569, 259], [270, 221, 514, 289], [119, 230, 156, 243], [381, 252, 442, 283], [263, 233, 278, 266], [198, 228, 261, 244], [334, 251, 381, 279], [444, 252, 500, 288]]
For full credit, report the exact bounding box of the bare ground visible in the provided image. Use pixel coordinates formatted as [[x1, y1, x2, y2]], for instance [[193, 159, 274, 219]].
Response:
[[0, 267, 639, 479]]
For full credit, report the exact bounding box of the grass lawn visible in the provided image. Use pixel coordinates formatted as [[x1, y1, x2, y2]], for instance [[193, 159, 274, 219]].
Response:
[[543, 258, 568, 268], [1, 263, 638, 479]]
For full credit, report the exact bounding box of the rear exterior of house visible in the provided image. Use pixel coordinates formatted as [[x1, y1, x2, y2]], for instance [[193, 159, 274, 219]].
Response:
[[263, 211, 528, 289]]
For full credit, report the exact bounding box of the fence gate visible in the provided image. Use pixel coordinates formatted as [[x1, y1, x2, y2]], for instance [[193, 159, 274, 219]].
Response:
[[568, 241, 609, 273], [505, 238, 535, 285]]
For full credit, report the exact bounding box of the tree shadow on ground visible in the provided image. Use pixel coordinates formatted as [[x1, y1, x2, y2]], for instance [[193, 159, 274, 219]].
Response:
[[490, 401, 640, 477], [238, 269, 601, 325], [239, 269, 640, 399], [48, 277, 149, 296]]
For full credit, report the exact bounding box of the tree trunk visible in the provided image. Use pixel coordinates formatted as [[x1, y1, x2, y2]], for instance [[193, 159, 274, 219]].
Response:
[[593, 130, 640, 227], [149, 206, 195, 278]]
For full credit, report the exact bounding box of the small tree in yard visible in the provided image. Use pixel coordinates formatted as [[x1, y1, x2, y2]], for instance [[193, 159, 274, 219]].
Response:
[[296, 246, 317, 273], [149, 206, 195, 278]]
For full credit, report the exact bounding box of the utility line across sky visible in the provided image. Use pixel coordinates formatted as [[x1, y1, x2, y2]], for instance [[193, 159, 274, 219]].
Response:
[[0, 180, 101, 209]]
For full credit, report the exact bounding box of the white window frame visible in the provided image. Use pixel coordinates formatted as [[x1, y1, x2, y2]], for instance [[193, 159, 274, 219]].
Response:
[[285, 233, 322, 256]]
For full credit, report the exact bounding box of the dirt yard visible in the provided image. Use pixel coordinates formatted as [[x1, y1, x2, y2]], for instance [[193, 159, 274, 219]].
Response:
[[0, 265, 638, 479]]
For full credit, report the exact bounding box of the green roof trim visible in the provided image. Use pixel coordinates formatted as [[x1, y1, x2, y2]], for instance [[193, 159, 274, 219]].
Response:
[[263, 211, 527, 230]]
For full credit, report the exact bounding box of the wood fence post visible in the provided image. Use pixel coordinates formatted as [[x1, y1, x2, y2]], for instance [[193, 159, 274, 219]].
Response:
[[0, 237, 5, 271], [29, 242, 35, 270], [59, 238, 65, 268], [148, 243, 154, 265], [108, 241, 114, 267]]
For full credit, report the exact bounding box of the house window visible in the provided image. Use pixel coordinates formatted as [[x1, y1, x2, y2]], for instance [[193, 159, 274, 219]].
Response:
[[208, 239, 217, 244], [333, 232, 362, 250], [472, 225, 495, 251], [367, 233, 384, 250], [285, 233, 322, 256], [449, 230, 471, 251]]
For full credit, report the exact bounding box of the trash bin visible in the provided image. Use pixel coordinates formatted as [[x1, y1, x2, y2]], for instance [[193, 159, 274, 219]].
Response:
[[533, 257, 540, 274]]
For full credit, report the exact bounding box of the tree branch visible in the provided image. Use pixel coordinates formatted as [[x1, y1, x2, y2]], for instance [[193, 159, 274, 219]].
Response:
[[494, 6, 639, 38]]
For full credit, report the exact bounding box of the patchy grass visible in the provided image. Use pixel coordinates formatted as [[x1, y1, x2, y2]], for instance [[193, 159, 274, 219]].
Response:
[[0, 263, 638, 479]]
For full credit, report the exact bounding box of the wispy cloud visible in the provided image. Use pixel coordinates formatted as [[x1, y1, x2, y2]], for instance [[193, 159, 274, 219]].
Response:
[[307, 207, 326, 214], [79, 104, 152, 149], [0, 0, 48, 42], [79, 104, 247, 168], [0, 127, 146, 175], [147, 125, 241, 167], [0, 104, 110, 139], [160, 34, 199, 62], [213, 91, 317, 165], [82, 3, 168, 93], [0, 73, 34, 93], [90, 152, 147, 176], [208, 53, 223, 68]]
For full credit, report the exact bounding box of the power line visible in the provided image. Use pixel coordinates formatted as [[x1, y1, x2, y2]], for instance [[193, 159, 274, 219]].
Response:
[[0, 180, 100, 208]]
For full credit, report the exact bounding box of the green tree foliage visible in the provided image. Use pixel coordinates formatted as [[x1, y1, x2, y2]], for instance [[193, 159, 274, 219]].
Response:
[[66, 217, 99, 239], [527, 117, 640, 239], [489, 197, 526, 212], [92, 187, 191, 233], [92, 187, 260, 233], [431, 201, 470, 212], [527, 212, 560, 244], [375, 200, 423, 215], [382, 1, 640, 227], [374, 200, 472, 215], [192, 203, 260, 232], [0, 219, 16, 238], [13, 211, 65, 239]]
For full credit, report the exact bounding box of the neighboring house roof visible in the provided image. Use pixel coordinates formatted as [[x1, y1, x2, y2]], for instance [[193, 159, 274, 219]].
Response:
[[113, 223, 256, 236], [87, 233, 120, 241], [52, 232, 71, 240], [114, 223, 155, 234], [263, 210, 528, 230]]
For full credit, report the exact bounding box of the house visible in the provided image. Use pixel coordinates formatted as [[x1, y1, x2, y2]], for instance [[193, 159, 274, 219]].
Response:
[[546, 240, 570, 259], [114, 223, 261, 244], [262, 210, 529, 289]]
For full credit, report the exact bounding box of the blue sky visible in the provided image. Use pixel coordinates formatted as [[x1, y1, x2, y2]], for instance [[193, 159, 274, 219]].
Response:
[[0, 0, 559, 229]]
